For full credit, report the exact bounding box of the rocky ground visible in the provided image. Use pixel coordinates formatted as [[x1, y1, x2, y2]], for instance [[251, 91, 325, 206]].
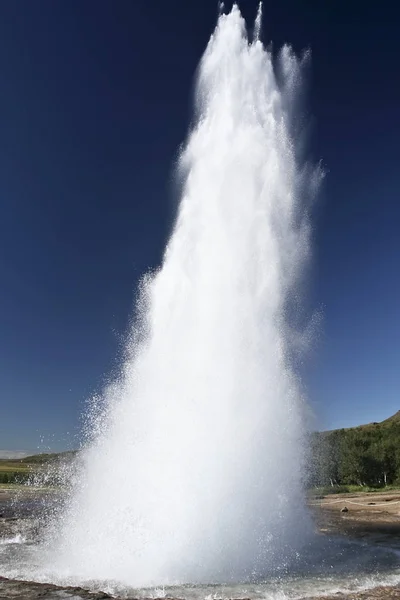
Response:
[[310, 491, 400, 546], [1, 487, 400, 599], [0, 577, 113, 600]]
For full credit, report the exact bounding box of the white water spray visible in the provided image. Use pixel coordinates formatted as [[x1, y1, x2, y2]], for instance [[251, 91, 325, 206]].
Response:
[[50, 4, 320, 588]]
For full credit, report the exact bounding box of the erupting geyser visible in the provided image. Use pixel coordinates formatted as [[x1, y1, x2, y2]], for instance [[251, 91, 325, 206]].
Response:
[[50, 3, 320, 588]]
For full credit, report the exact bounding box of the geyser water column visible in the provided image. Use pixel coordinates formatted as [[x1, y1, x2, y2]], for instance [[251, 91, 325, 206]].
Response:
[[52, 4, 320, 588]]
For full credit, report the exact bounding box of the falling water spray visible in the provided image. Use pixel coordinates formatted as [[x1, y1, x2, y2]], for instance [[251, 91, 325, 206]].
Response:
[[46, 4, 320, 588]]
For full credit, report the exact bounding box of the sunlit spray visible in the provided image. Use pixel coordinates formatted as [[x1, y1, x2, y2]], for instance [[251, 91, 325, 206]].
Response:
[[48, 4, 320, 587]]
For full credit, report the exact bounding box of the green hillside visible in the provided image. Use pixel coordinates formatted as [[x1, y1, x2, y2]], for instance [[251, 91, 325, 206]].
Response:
[[310, 411, 400, 489], [0, 450, 77, 484]]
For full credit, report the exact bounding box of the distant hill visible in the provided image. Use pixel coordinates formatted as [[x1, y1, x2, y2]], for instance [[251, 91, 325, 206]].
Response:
[[19, 450, 78, 464], [311, 411, 400, 488], [0, 450, 78, 484], [350, 409, 400, 429], [321, 410, 400, 434], [380, 410, 400, 424]]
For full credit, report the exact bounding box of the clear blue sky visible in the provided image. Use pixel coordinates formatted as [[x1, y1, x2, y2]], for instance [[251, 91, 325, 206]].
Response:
[[0, 0, 399, 453]]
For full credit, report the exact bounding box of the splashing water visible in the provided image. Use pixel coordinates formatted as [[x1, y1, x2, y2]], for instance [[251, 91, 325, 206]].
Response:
[[47, 4, 321, 589]]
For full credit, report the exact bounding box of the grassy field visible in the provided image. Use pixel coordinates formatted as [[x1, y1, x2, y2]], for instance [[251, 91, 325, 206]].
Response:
[[0, 452, 76, 484], [0, 461, 31, 471], [0, 459, 37, 483]]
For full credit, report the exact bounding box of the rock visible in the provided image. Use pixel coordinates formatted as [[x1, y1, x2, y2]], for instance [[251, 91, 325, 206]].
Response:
[[0, 577, 114, 599], [341, 506, 349, 513]]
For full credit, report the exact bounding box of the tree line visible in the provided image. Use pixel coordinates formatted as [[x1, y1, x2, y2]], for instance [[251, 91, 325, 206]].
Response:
[[309, 416, 400, 488]]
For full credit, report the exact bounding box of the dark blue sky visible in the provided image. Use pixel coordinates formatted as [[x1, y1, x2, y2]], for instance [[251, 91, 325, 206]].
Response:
[[1, 1, 399, 453]]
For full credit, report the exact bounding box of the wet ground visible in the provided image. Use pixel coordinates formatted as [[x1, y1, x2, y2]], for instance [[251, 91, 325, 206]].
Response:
[[310, 491, 400, 546], [1, 487, 400, 599]]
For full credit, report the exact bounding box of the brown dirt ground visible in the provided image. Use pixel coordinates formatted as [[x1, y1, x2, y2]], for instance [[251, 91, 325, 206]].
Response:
[[309, 490, 400, 545]]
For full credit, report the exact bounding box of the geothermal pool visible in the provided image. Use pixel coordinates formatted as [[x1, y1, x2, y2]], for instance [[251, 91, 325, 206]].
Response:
[[1, 509, 400, 600]]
